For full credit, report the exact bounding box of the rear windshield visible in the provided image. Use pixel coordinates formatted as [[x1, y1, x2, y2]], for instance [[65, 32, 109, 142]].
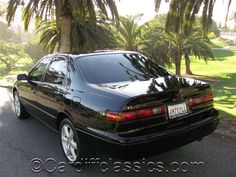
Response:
[[76, 53, 170, 84]]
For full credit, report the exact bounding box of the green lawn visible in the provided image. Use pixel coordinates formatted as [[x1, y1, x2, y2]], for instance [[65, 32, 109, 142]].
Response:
[[168, 48, 236, 118], [211, 38, 227, 48]]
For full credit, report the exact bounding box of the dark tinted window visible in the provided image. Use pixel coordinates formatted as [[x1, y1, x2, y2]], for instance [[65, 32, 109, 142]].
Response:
[[28, 57, 51, 81], [44, 57, 68, 85], [76, 53, 170, 84]]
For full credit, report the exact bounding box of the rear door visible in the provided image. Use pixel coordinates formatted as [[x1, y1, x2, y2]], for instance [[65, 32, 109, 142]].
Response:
[[36, 56, 70, 129]]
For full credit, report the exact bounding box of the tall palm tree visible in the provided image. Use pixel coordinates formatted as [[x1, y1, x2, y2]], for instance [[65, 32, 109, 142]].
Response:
[[224, 0, 232, 27], [152, 0, 216, 75], [140, 18, 171, 66], [155, 0, 232, 34], [163, 29, 213, 76], [36, 20, 59, 53], [182, 29, 214, 75], [229, 11, 236, 30], [112, 15, 143, 51], [7, 0, 119, 53], [37, 14, 116, 53]]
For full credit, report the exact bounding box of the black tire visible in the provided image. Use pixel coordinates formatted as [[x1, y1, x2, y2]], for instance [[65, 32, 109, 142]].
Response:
[[59, 118, 81, 164], [13, 91, 29, 119]]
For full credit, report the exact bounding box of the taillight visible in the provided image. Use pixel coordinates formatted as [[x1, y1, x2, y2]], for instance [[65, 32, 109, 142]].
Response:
[[188, 92, 213, 107], [105, 105, 165, 122]]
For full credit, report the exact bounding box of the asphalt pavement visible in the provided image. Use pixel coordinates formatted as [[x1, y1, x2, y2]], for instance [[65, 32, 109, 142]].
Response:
[[0, 87, 235, 177]]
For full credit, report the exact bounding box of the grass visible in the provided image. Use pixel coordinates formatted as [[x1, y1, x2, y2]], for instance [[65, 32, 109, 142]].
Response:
[[229, 46, 236, 50], [211, 38, 227, 48]]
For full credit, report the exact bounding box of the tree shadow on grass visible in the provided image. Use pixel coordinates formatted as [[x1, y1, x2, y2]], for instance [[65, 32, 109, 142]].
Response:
[[212, 73, 236, 118], [212, 49, 235, 60]]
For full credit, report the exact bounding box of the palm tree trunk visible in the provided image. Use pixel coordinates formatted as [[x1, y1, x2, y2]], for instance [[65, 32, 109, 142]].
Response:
[[175, 51, 182, 76], [60, 16, 71, 52], [185, 54, 193, 75], [59, 0, 72, 53], [234, 16, 236, 30]]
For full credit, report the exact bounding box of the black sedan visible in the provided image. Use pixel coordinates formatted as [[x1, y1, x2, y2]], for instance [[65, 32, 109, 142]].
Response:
[[13, 51, 220, 162]]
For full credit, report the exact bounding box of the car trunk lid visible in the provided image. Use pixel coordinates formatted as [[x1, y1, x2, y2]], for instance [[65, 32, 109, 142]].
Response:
[[96, 76, 213, 135]]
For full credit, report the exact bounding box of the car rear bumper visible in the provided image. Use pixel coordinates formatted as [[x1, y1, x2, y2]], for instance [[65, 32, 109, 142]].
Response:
[[76, 109, 220, 157]]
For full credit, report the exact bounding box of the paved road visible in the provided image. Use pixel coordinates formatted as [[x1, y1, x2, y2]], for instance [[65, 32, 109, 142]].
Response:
[[0, 87, 235, 177]]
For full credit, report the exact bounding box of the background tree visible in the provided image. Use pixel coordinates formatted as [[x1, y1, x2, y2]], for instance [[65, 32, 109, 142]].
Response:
[[209, 20, 220, 37], [152, 0, 216, 75], [0, 21, 20, 43], [229, 11, 236, 30], [140, 14, 213, 75], [224, 0, 232, 28], [0, 5, 5, 17], [0, 4, 20, 43], [140, 16, 171, 66], [112, 15, 143, 51], [0, 40, 28, 72], [24, 39, 46, 63], [182, 29, 214, 75], [7, 0, 119, 53], [155, 0, 233, 34]]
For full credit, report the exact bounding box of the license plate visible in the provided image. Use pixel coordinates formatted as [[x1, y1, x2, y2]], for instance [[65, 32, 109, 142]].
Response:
[[167, 102, 189, 119]]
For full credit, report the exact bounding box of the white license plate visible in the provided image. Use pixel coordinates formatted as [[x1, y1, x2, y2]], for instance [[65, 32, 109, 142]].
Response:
[[167, 102, 189, 119]]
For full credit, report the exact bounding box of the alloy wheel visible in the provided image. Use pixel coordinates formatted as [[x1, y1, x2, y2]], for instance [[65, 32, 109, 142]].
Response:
[[61, 124, 78, 162]]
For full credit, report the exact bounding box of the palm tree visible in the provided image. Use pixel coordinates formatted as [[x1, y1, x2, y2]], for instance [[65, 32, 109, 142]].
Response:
[[7, 0, 118, 53], [140, 18, 171, 66], [36, 20, 59, 53], [140, 14, 213, 75], [37, 14, 116, 53], [182, 29, 214, 75], [163, 29, 213, 76], [155, 0, 232, 34], [224, 0, 232, 28], [152, 0, 216, 75], [112, 15, 143, 51], [163, 32, 183, 75], [229, 12, 236, 30]]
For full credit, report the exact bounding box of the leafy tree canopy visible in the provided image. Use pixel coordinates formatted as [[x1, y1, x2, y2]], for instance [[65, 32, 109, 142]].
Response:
[[24, 39, 46, 63], [0, 40, 28, 72], [0, 21, 20, 43]]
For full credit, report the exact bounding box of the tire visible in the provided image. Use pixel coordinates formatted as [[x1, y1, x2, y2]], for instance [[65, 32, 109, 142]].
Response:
[[59, 119, 80, 164], [13, 91, 29, 119]]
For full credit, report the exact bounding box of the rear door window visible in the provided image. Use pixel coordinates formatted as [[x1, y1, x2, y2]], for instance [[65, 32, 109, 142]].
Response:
[[44, 57, 68, 85]]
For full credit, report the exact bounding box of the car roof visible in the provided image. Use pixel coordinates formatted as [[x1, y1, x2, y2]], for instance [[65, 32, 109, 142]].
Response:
[[49, 50, 140, 59]]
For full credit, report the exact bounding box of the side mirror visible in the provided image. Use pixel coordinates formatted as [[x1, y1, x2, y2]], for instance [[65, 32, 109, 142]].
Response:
[[17, 74, 28, 81]]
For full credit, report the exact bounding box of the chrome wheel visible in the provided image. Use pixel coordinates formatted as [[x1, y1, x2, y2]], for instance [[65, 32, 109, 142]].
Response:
[[14, 93, 21, 117], [61, 124, 78, 162]]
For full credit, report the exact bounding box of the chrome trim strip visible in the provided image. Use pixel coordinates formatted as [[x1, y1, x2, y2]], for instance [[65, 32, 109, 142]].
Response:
[[21, 98, 57, 119]]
